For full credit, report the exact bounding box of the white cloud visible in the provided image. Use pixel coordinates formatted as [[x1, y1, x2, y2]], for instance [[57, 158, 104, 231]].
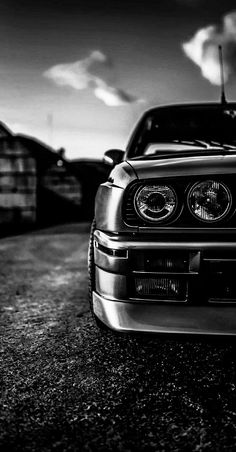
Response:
[[182, 11, 236, 85], [93, 78, 142, 106], [44, 50, 142, 107], [44, 50, 108, 90]]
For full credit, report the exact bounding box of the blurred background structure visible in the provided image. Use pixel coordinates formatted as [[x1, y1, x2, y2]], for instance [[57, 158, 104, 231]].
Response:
[[0, 121, 107, 232]]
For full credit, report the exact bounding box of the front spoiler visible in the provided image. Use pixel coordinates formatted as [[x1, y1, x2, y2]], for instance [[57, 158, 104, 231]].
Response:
[[93, 292, 236, 335]]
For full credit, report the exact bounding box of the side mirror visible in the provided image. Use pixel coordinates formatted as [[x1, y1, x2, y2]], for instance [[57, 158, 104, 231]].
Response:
[[103, 149, 125, 166]]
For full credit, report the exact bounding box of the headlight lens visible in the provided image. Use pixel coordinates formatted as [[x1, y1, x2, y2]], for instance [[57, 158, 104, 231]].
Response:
[[188, 180, 232, 222], [135, 185, 177, 222]]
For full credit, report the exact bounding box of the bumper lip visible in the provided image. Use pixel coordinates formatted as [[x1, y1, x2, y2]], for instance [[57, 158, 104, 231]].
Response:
[[94, 229, 236, 251], [94, 230, 236, 334], [93, 291, 236, 335]]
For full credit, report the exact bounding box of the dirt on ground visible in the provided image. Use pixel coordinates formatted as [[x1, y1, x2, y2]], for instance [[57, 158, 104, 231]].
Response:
[[0, 223, 236, 452]]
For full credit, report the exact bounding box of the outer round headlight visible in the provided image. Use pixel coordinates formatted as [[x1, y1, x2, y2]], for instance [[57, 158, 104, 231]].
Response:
[[135, 185, 177, 222], [187, 180, 232, 222]]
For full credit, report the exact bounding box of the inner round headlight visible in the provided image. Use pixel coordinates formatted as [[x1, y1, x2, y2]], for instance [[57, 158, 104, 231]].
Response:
[[135, 185, 177, 222], [187, 180, 232, 222]]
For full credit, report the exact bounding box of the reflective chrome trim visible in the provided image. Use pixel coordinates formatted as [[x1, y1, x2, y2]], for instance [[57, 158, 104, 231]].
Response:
[[94, 245, 128, 274], [94, 229, 236, 251], [94, 240, 128, 258], [93, 292, 236, 335]]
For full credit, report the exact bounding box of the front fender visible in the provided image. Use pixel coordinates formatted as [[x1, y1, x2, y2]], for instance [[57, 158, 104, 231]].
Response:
[[95, 161, 138, 233]]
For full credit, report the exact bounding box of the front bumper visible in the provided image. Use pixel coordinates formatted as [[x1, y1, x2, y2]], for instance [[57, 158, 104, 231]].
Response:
[[93, 230, 236, 334]]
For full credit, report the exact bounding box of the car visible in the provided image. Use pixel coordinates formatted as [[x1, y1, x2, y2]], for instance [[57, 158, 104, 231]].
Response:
[[88, 102, 236, 335]]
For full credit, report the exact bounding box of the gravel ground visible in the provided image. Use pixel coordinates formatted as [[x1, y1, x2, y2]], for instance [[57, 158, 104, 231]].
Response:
[[0, 223, 236, 452]]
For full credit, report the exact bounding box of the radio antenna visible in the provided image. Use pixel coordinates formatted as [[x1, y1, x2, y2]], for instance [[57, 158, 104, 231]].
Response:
[[219, 45, 227, 105]]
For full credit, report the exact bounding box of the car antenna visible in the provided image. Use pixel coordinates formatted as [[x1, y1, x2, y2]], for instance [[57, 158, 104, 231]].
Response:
[[219, 45, 227, 105]]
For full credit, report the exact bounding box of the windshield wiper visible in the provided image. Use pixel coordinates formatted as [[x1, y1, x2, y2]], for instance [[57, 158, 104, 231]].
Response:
[[172, 139, 236, 152], [167, 139, 236, 150], [172, 139, 236, 150], [208, 140, 236, 150], [171, 139, 208, 148], [131, 139, 236, 160]]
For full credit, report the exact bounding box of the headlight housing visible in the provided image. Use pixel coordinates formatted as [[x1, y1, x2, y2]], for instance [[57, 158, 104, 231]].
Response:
[[134, 184, 177, 223], [187, 180, 232, 223]]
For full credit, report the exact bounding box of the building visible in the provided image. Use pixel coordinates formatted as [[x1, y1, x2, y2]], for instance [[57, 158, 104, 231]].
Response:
[[0, 122, 82, 228]]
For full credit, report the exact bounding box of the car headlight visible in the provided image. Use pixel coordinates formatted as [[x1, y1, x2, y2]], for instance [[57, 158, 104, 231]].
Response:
[[134, 185, 177, 222], [187, 180, 232, 222]]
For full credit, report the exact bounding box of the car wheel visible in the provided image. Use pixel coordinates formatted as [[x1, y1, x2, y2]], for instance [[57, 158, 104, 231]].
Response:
[[88, 218, 108, 331]]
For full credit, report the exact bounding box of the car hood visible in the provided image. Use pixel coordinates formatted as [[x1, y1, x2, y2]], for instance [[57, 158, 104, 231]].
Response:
[[127, 153, 236, 179]]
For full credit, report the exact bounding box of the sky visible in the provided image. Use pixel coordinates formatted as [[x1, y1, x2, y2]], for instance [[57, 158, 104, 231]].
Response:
[[1, 0, 236, 159]]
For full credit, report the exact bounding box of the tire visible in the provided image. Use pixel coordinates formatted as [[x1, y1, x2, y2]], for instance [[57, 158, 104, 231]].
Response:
[[88, 218, 108, 331], [88, 218, 96, 312]]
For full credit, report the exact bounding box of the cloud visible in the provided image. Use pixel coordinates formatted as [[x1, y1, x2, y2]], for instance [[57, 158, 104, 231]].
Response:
[[44, 50, 142, 107], [93, 79, 142, 107], [44, 50, 108, 90], [182, 11, 236, 85]]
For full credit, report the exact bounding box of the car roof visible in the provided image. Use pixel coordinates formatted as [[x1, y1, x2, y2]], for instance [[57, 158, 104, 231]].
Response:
[[141, 101, 236, 116]]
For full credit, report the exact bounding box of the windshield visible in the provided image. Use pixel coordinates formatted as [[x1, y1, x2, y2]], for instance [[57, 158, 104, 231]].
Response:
[[128, 105, 236, 158]]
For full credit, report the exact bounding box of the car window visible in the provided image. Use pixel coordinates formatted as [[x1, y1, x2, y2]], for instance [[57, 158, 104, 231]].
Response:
[[129, 106, 236, 158]]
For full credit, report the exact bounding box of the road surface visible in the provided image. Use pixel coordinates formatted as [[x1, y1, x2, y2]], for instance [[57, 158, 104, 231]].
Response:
[[0, 223, 236, 451]]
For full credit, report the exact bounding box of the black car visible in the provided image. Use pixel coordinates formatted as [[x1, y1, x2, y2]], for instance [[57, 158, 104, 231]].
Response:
[[88, 102, 236, 335]]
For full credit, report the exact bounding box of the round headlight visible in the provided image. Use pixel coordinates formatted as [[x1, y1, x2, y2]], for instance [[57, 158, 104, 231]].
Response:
[[187, 180, 232, 222], [135, 185, 177, 222]]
